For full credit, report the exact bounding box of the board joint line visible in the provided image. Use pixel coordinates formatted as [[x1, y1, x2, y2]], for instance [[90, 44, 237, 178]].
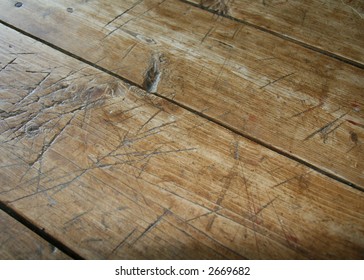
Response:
[[0, 201, 84, 259], [178, 0, 364, 70]]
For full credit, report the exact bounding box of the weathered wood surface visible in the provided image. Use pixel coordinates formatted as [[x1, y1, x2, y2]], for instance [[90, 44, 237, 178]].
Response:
[[1, 25, 364, 259], [0, 210, 70, 259], [0, 0, 362, 188], [188, 0, 364, 66]]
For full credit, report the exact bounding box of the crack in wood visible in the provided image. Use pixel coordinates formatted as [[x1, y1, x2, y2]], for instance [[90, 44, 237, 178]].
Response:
[[143, 54, 162, 93]]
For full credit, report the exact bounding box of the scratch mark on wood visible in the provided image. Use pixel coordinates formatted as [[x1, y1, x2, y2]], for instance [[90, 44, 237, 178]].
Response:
[[346, 119, 364, 129], [201, 26, 214, 44], [249, 196, 278, 220], [213, 56, 230, 87], [341, 0, 364, 18], [104, 0, 166, 38], [301, 10, 307, 26], [104, 0, 144, 28], [268, 192, 292, 247], [25, 70, 51, 74], [196, 65, 206, 81], [185, 209, 219, 223], [322, 122, 344, 143], [136, 109, 162, 134], [121, 29, 156, 44], [133, 209, 169, 244], [212, 38, 234, 48], [232, 25, 242, 40], [120, 42, 138, 62], [143, 120, 176, 134], [260, 72, 295, 89], [207, 162, 237, 231], [304, 112, 347, 141], [271, 174, 299, 189], [29, 115, 74, 168], [136, 153, 153, 178], [64, 211, 90, 226], [256, 56, 276, 61], [233, 141, 239, 160], [7, 168, 87, 204], [171, 212, 247, 259], [113, 147, 196, 160], [108, 228, 137, 257], [0, 58, 17, 72], [291, 102, 323, 118]]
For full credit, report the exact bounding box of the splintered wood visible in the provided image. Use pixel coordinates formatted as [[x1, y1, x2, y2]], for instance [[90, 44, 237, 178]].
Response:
[[0, 0, 362, 188], [0, 24, 363, 259]]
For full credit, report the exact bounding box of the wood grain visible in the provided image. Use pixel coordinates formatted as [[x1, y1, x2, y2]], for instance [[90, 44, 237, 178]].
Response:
[[0, 210, 70, 259], [188, 0, 364, 66], [1, 25, 363, 259], [0, 0, 362, 188]]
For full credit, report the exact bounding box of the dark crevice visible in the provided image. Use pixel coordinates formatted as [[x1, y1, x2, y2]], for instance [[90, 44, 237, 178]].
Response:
[[0, 20, 362, 195], [0, 201, 84, 260], [178, 0, 364, 70]]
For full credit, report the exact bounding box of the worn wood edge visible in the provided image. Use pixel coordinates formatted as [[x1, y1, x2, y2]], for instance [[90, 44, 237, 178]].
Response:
[[0, 201, 82, 259], [179, 0, 364, 70], [0, 19, 361, 192]]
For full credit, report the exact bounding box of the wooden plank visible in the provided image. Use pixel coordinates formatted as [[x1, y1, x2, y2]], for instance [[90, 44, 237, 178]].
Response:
[[0, 210, 70, 259], [0, 0, 362, 188], [1, 25, 364, 260], [189, 0, 364, 66]]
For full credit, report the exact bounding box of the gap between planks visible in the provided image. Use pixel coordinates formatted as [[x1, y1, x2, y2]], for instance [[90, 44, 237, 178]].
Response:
[[178, 0, 364, 70], [0, 19, 362, 193], [0, 200, 83, 259]]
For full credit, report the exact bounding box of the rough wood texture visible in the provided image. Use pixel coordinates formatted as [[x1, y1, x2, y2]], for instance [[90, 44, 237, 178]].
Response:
[[0, 0, 362, 188], [1, 25, 363, 259], [0, 210, 70, 259], [190, 0, 364, 66]]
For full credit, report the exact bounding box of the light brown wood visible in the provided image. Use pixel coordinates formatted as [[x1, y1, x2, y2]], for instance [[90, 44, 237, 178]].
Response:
[[0, 210, 70, 259], [190, 0, 364, 65], [0, 0, 362, 188], [1, 25, 363, 259]]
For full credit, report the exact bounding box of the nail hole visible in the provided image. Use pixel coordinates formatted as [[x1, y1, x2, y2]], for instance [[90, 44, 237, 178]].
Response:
[[67, 7, 73, 13], [25, 124, 39, 137], [14, 2, 23, 8]]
